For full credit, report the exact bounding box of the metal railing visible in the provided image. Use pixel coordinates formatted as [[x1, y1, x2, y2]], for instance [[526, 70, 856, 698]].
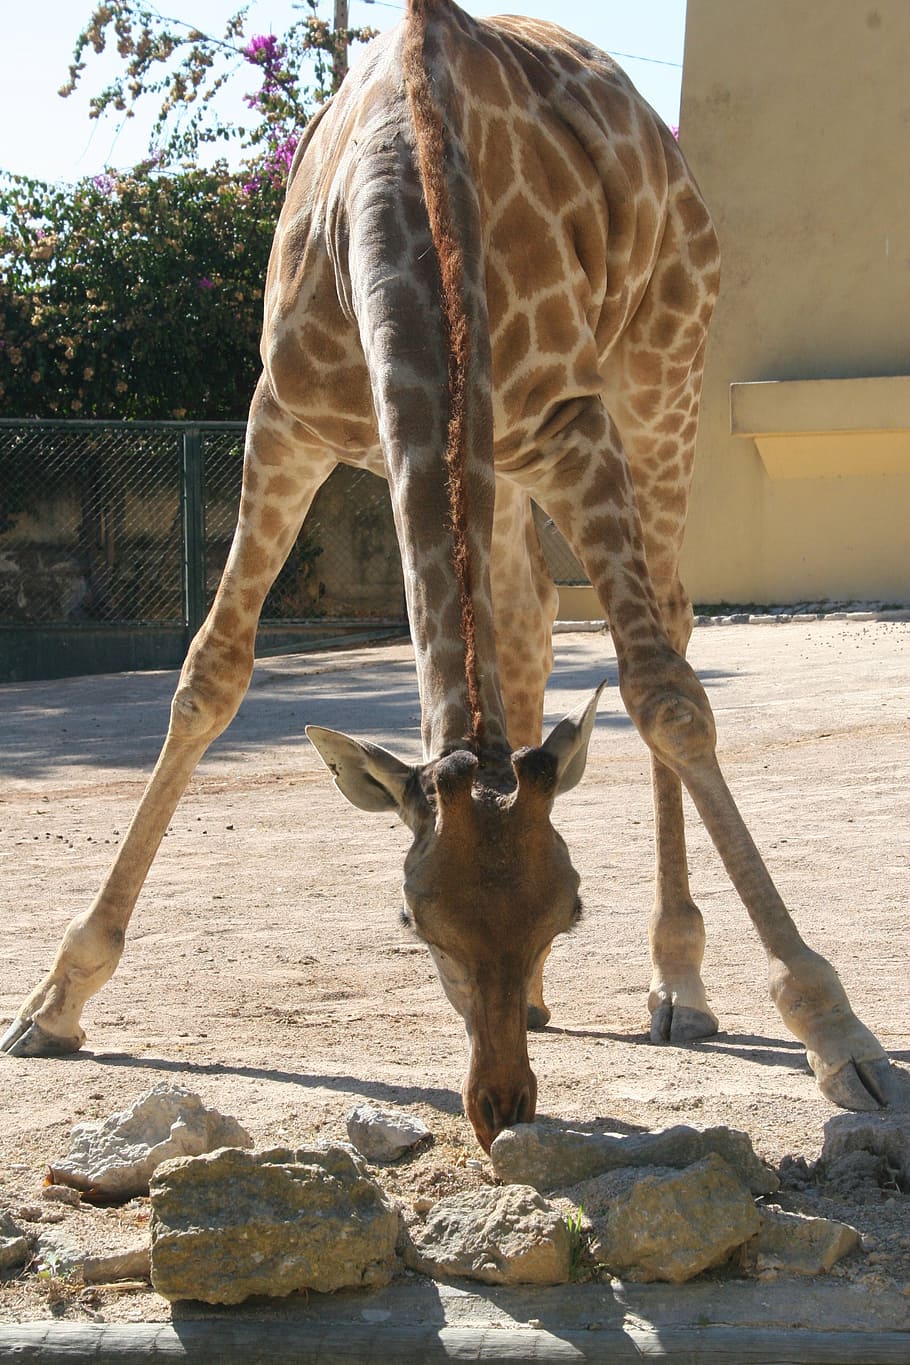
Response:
[[0, 419, 588, 683], [0, 420, 407, 681]]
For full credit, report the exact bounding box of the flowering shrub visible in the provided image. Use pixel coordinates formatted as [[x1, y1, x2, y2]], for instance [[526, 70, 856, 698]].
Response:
[[0, 165, 283, 418], [60, 1, 375, 170], [0, 2, 376, 419]]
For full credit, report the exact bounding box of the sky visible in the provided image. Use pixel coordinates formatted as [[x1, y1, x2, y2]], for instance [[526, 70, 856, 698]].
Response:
[[0, 0, 687, 185]]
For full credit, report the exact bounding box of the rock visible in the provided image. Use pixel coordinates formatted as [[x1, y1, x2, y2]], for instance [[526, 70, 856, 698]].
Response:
[[14, 1204, 64, 1225], [33, 1228, 85, 1279], [563, 1154, 761, 1284], [149, 1145, 400, 1304], [40, 1186, 82, 1208], [490, 1121, 778, 1195], [778, 1153, 815, 1189], [818, 1112, 910, 1195], [32, 1225, 150, 1283], [82, 1246, 151, 1284], [742, 1205, 860, 1275], [49, 1084, 253, 1199], [401, 1184, 570, 1285], [346, 1104, 431, 1162], [0, 1212, 31, 1270]]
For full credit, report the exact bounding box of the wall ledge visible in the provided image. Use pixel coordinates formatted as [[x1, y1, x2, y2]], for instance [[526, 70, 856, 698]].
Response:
[[730, 377, 910, 479]]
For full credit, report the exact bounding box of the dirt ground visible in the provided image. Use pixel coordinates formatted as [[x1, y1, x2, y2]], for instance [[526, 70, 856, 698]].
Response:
[[1, 619, 908, 1330]]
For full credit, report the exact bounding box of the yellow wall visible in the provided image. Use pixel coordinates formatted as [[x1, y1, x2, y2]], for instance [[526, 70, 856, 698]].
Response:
[[676, 0, 910, 604]]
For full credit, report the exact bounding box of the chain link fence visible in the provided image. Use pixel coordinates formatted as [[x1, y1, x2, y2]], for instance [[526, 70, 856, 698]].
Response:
[[0, 420, 587, 682]]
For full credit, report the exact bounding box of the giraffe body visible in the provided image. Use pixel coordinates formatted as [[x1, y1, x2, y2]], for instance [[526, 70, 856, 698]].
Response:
[[1, 0, 895, 1149]]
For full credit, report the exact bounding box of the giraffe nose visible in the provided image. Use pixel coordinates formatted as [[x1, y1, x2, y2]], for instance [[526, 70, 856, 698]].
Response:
[[475, 1083, 535, 1149]]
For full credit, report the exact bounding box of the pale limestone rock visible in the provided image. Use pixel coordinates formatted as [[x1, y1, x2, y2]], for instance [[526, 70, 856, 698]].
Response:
[[0, 1212, 30, 1270], [819, 1111, 910, 1194], [149, 1145, 400, 1304], [39, 1185, 81, 1208], [82, 1246, 151, 1283], [402, 1184, 570, 1285], [568, 1153, 761, 1284], [32, 1223, 150, 1284], [490, 1120, 778, 1195], [743, 1204, 860, 1275], [49, 1084, 253, 1198], [346, 1104, 431, 1162], [33, 1228, 86, 1278]]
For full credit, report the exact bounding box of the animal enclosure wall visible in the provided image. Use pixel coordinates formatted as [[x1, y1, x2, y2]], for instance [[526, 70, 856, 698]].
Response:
[[0, 422, 407, 682], [0, 422, 585, 682], [676, 0, 910, 605]]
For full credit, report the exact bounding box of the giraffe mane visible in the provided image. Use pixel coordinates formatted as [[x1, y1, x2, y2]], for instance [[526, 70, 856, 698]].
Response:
[[402, 0, 484, 750]]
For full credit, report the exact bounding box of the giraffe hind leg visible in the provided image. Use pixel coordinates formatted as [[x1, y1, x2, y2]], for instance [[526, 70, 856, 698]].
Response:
[[599, 169, 721, 1047], [526, 396, 895, 1108], [489, 480, 559, 1028], [643, 594, 717, 1044]]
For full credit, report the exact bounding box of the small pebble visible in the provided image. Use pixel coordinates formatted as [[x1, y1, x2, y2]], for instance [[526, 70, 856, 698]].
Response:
[[41, 1186, 81, 1207]]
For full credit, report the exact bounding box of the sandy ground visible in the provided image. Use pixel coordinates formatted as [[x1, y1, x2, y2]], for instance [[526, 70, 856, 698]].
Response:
[[0, 619, 908, 1329]]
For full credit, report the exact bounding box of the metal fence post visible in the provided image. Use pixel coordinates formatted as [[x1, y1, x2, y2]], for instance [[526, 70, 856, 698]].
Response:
[[181, 426, 207, 639]]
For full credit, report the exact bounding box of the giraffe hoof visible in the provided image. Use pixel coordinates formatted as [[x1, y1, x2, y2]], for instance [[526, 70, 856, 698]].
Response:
[[0, 1017, 84, 1058], [527, 1003, 551, 1030], [819, 1055, 901, 1111], [650, 1003, 719, 1044]]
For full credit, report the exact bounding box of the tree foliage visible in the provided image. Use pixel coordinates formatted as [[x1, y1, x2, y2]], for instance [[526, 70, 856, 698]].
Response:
[[59, 1, 374, 176], [0, 2, 376, 419], [0, 165, 283, 419]]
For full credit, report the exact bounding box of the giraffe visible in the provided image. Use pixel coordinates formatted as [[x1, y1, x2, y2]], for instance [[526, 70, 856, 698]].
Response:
[[1, 0, 896, 1151]]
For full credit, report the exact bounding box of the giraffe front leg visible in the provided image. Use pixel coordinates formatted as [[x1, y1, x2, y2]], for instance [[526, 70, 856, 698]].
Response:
[[1, 729, 209, 1057], [768, 947, 897, 1108], [634, 669, 898, 1109], [3, 393, 335, 1058], [490, 479, 559, 751], [529, 399, 896, 1110], [1, 707, 219, 1057]]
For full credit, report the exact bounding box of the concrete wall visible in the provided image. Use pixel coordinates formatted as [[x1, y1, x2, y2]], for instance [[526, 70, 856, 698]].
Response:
[[677, 0, 910, 604]]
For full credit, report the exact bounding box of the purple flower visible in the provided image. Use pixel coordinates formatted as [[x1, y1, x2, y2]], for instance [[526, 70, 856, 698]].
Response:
[[198, 276, 214, 290], [241, 132, 299, 195], [92, 172, 117, 195], [242, 33, 280, 64], [670, 124, 680, 140]]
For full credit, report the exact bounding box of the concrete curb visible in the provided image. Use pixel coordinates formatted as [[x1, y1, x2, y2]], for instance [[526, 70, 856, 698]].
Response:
[[553, 608, 910, 633], [0, 1320, 908, 1362]]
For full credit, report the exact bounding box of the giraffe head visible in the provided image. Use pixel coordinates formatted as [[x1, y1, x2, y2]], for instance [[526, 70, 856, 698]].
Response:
[[307, 686, 602, 1151]]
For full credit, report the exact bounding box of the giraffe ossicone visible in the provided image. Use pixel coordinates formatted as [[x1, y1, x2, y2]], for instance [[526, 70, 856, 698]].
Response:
[[1, 0, 897, 1150]]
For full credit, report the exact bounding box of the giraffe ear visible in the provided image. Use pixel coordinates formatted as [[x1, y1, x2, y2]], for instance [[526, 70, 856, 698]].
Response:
[[540, 681, 607, 795], [306, 726, 415, 813]]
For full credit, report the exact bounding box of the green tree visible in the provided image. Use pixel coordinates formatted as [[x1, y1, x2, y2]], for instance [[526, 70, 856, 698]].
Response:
[[0, 2, 376, 420], [1, 165, 282, 419], [60, 1, 374, 173]]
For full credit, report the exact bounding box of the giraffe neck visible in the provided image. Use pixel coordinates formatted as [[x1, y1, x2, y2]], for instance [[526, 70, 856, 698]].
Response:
[[404, 0, 484, 750], [395, 0, 507, 761]]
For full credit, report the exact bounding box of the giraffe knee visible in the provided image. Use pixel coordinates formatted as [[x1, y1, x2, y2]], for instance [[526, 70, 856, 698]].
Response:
[[644, 692, 716, 769], [627, 660, 717, 772], [169, 644, 252, 744]]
